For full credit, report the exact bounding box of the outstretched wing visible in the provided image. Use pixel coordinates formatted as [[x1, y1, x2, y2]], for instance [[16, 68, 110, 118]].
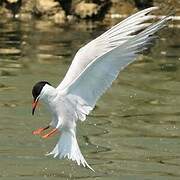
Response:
[[57, 7, 159, 91], [61, 15, 171, 121]]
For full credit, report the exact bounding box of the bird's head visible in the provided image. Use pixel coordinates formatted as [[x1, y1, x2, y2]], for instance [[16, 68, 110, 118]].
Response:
[[32, 81, 51, 115]]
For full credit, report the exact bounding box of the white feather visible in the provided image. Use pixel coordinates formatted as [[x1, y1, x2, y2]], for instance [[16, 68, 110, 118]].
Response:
[[60, 15, 171, 112], [38, 7, 172, 171], [56, 7, 159, 91], [47, 129, 94, 171]]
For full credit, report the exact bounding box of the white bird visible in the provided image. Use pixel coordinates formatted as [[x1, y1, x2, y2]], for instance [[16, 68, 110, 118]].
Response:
[[31, 7, 171, 171]]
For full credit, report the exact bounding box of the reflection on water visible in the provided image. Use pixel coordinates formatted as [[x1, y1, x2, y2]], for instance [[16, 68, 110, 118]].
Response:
[[0, 18, 180, 180]]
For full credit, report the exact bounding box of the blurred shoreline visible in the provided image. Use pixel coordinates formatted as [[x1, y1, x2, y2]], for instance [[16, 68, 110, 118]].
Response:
[[0, 0, 179, 25]]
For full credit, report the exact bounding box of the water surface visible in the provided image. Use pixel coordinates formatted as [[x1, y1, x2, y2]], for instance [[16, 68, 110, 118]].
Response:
[[0, 19, 180, 180]]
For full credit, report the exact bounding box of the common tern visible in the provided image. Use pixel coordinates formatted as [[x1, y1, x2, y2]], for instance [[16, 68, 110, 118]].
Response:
[[31, 7, 171, 171]]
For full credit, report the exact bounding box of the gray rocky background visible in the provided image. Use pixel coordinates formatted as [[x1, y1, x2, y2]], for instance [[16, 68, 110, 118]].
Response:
[[0, 0, 179, 23]]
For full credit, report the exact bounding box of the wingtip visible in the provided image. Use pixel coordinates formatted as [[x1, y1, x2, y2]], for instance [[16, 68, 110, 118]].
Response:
[[146, 6, 159, 12], [86, 163, 95, 172], [138, 7, 159, 16], [151, 6, 159, 10], [166, 12, 175, 20]]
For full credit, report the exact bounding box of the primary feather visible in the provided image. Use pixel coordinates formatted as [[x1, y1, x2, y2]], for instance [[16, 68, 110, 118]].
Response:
[[58, 8, 171, 119], [57, 7, 159, 91]]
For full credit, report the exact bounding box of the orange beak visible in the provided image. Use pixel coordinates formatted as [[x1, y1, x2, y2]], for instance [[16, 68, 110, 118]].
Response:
[[32, 98, 39, 115]]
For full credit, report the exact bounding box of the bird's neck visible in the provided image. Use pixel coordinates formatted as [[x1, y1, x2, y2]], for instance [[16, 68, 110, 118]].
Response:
[[40, 84, 57, 104]]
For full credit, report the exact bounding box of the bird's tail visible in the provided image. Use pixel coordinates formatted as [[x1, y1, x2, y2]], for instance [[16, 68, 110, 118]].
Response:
[[46, 129, 94, 172]]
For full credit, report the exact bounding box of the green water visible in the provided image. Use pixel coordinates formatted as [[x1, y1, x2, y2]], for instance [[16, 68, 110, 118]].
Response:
[[0, 19, 180, 180]]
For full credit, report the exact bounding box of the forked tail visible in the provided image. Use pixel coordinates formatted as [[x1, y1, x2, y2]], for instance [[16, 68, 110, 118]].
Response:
[[47, 130, 94, 171]]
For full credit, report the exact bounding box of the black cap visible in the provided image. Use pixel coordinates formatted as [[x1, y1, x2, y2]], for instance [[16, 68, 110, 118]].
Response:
[[32, 81, 51, 100]]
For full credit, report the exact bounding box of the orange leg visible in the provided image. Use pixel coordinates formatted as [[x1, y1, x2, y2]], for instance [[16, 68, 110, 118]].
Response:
[[32, 126, 50, 135], [42, 128, 58, 139]]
